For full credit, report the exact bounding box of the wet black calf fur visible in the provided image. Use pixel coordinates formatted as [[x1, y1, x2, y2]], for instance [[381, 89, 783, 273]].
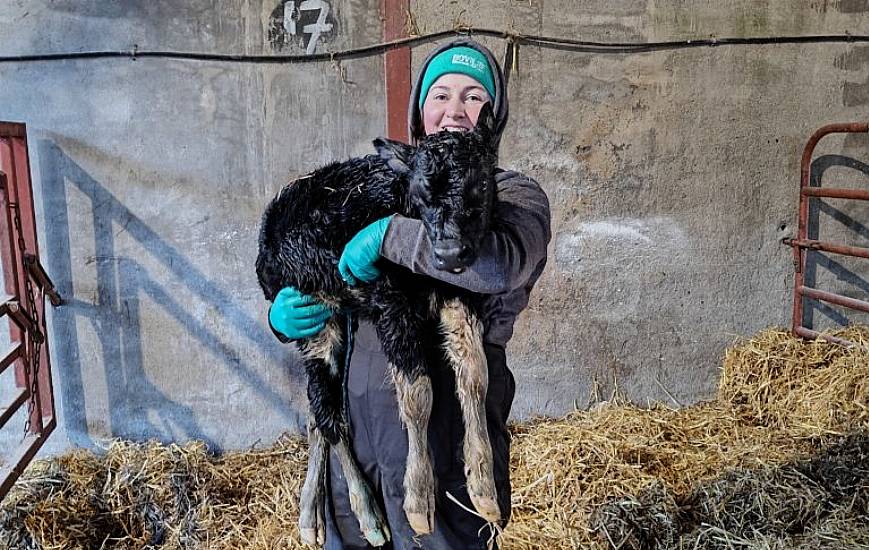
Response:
[[256, 104, 502, 546]]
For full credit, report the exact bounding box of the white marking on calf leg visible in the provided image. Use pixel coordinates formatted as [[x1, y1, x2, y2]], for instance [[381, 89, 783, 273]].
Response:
[[333, 438, 391, 546], [440, 299, 501, 523], [302, 320, 343, 378], [299, 421, 327, 546], [392, 367, 435, 535]]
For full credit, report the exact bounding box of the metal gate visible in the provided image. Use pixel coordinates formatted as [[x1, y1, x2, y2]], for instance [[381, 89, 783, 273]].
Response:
[[783, 122, 869, 346], [0, 121, 61, 500]]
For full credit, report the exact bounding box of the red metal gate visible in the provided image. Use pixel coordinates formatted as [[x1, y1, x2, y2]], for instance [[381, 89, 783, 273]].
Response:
[[783, 122, 869, 346], [0, 121, 61, 500]]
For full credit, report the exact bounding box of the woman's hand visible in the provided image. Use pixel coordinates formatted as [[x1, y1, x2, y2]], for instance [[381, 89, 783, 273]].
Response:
[[269, 286, 332, 340], [338, 215, 394, 285]]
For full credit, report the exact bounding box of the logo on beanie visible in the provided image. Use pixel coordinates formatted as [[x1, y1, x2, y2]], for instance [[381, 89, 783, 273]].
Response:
[[451, 53, 486, 73]]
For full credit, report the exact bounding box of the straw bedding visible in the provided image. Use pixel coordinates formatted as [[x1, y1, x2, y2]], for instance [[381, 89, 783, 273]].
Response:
[[1, 326, 866, 549]]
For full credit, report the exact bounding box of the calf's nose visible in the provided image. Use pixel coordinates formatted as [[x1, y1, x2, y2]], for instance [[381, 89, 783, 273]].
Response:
[[433, 239, 475, 272]]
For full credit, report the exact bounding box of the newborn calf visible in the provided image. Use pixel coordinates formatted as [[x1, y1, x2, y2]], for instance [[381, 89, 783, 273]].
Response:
[[256, 104, 501, 545]]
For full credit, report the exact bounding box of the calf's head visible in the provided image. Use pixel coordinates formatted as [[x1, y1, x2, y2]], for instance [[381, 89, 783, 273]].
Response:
[[374, 102, 498, 273]]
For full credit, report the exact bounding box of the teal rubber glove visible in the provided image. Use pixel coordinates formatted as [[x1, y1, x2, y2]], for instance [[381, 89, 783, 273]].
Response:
[[338, 215, 394, 286], [269, 286, 332, 340]]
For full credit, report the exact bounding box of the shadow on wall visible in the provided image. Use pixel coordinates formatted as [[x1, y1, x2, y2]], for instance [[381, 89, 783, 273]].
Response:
[[37, 138, 306, 452], [802, 153, 869, 329]]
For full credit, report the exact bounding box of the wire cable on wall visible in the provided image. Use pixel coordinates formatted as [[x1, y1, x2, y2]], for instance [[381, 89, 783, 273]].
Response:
[[1, 27, 868, 64]]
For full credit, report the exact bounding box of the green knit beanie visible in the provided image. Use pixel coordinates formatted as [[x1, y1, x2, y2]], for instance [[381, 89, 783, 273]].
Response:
[[418, 46, 496, 110]]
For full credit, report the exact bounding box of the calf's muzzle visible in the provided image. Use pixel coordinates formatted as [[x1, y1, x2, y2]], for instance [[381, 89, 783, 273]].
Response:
[[433, 239, 476, 273]]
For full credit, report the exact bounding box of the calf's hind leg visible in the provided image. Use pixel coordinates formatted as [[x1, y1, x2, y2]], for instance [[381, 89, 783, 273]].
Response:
[[300, 321, 390, 546], [299, 419, 327, 546], [439, 299, 501, 523]]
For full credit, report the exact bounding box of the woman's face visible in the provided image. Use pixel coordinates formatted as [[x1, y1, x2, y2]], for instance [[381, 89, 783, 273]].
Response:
[[421, 73, 491, 136]]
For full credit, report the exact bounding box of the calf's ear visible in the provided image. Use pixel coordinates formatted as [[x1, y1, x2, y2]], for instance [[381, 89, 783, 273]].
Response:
[[474, 102, 496, 143], [373, 138, 412, 175]]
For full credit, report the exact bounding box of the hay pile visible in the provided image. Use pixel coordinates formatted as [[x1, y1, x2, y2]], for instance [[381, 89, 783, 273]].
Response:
[[588, 432, 869, 549], [0, 437, 310, 549], [1, 326, 867, 549], [505, 326, 869, 549]]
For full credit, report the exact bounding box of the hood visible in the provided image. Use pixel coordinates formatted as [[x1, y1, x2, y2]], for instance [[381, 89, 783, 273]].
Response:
[[408, 38, 509, 147]]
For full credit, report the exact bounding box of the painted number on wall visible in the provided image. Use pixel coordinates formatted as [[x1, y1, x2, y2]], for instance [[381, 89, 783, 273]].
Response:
[[269, 0, 335, 55]]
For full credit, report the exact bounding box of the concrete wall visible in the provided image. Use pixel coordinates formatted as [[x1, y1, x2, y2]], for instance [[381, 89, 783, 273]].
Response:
[[0, 0, 867, 454]]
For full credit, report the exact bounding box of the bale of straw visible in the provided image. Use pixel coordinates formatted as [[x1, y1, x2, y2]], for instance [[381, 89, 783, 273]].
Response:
[[0, 326, 866, 550]]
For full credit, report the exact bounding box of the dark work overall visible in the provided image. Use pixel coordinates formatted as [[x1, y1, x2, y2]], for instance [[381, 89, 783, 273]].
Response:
[[324, 321, 515, 549]]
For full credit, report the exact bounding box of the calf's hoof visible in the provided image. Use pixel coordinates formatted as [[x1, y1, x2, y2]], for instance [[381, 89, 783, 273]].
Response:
[[299, 526, 325, 546], [346, 475, 391, 546], [298, 494, 326, 546], [362, 525, 390, 547], [353, 499, 390, 546], [469, 493, 501, 524], [403, 483, 435, 535], [405, 510, 434, 535]]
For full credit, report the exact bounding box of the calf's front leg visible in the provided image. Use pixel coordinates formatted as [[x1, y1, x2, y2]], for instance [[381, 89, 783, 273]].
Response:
[[392, 368, 435, 535], [439, 299, 501, 523], [375, 304, 436, 536]]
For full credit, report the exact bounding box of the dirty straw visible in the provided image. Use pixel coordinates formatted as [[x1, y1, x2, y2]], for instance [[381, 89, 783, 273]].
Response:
[[1, 326, 867, 549]]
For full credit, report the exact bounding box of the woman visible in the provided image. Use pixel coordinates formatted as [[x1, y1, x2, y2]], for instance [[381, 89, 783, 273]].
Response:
[[269, 38, 551, 549]]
